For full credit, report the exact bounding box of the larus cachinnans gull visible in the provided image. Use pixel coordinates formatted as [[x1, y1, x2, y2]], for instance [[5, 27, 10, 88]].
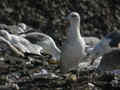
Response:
[[22, 32, 61, 64], [0, 30, 44, 58], [60, 12, 93, 73]]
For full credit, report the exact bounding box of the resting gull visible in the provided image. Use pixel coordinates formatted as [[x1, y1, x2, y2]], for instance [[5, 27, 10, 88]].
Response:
[[22, 32, 61, 63], [0, 30, 45, 58]]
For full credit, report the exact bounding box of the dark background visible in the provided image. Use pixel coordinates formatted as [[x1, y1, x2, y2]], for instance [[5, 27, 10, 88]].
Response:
[[0, 0, 120, 44]]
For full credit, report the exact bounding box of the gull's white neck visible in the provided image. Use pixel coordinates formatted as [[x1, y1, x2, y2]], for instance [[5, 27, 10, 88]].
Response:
[[66, 19, 87, 58], [66, 19, 86, 57], [67, 21, 83, 41]]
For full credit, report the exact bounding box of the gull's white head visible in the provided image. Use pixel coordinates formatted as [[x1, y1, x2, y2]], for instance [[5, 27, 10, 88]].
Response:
[[67, 12, 80, 25], [64, 12, 81, 35], [18, 23, 27, 31]]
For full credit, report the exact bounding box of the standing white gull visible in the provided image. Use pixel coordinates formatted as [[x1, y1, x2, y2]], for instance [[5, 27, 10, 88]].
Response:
[[22, 32, 61, 64], [60, 12, 91, 73]]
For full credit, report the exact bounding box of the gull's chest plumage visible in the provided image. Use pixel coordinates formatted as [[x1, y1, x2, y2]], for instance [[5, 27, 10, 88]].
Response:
[[62, 37, 86, 59], [61, 39, 86, 73]]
